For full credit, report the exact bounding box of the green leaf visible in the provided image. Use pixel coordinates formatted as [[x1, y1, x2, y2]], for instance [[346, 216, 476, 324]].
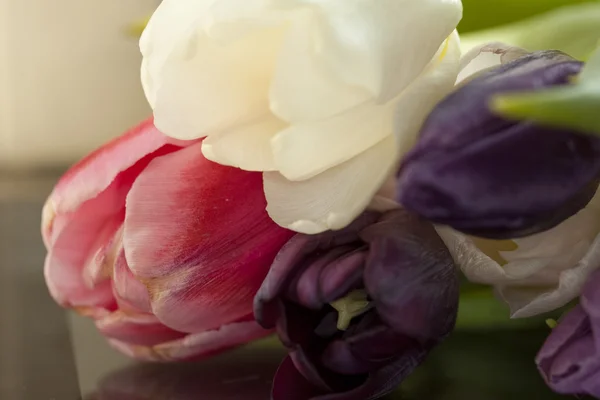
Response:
[[491, 84, 600, 135], [580, 43, 600, 81], [461, 2, 600, 61], [459, 0, 596, 33], [490, 45, 600, 135]]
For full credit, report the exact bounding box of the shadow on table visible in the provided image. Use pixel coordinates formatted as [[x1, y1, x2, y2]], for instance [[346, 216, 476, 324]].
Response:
[[84, 339, 285, 400], [84, 328, 585, 400]]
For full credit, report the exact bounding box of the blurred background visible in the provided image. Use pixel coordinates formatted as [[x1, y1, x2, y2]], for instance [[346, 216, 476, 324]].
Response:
[[0, 1, 599, 399], [0, 1, 155, 169]]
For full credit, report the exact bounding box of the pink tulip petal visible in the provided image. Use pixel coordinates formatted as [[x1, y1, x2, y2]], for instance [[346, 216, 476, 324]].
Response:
[[50, 119, 171, 214], [82, 226, 124, 289], [123, 142, 294, 333], [96, 311, 187, 347], [44, 182, 126, 308], [107, 318, 272, 362], [44, 122, 182, 309], [112, 250, 153, 314], [45, 250, 116, 310]]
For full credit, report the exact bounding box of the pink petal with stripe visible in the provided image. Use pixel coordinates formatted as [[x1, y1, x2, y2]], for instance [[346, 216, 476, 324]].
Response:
[[112, 250, 153, 314], [96, 311, 187, 347], [108, 317, 272, 362], [43, 119, 183, 309], [49, 119, 181, 214], [123, 142, 294, 333]]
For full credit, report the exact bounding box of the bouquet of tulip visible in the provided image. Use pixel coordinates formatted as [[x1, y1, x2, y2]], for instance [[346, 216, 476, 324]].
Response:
[[43, 1, 600, 399]]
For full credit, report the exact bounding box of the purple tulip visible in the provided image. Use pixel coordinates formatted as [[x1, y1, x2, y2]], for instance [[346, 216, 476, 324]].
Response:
[[536, 270, 600, 398], [254, 210, 459, 400], [397, 50, 600, 240]]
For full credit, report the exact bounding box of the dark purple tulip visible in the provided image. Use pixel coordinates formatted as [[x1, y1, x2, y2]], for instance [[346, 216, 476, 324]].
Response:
[[397, 50, 600, 240], [254, 210, 459, 400], [536, 270, 600, 398]]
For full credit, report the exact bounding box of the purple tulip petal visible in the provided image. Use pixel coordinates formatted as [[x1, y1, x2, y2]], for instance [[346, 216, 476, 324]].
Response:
[[280, 349, 428, 400], [537, 306, 589, 370], [273, 348, 430, 400], [273, 356, 325, 400], [362, 210, 458, 341], [255, 213, 377, 328], [581, 373, 600, 398], [319, 250, 367, 305], [290, 348, 339, 392], [537, 305, 600, 396], [322, 321, 417, 375], [582, 270, 600, 344], [285, 247, 366, 309], [398, 50, 600, 239], [321, 348, 429, 400]]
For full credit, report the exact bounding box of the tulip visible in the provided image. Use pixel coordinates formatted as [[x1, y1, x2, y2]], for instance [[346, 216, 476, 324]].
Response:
[[438, 192, 600, 320], [398, 49, 600, 239], [42, 118, 294, 361], [396, 44, 600, 320], [254, 210, 459, 400], [536, 270, 600, 398], [140, 0, 463, 234]]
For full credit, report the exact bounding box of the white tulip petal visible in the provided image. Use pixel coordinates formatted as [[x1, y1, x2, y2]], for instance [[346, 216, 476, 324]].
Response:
[[307, 0, 462, 101], [265, 135, 397, 234], [501, 242, 590, 285], [440, 192, 600, 318], [501, 233, 600, 318], [392, 31, 461, 155], [272, 102, 393, 181], [140, 0, 216, 108], [201, 115, 287, 171], [272, 32, 460, 183], [141, 0, 287, 140], [151, 26, 286, 140], [456, 42, 529, 84], [439, 228, 595, 318], [436, 227, 510, 284], [204, 0, 289, 43], [496, 286, 560, 318], [501, 206, 600, 262], [269, 10, 371, 123]]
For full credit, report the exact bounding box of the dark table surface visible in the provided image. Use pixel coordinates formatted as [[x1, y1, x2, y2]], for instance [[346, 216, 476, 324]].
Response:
[[0, 172, 582, 400]]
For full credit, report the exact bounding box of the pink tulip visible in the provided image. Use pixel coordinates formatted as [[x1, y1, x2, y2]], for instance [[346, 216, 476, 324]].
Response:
[[42, 118, 294, 361]]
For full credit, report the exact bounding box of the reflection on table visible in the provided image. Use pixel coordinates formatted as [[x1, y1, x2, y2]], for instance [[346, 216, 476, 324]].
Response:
[[74, 316, 580, 400]]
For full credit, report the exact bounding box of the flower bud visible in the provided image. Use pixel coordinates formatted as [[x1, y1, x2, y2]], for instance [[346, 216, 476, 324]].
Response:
[[42, 119, 293, 361], [397, 50, 600, 239], [254, 210, 458, 400], [536, 270, 600, 398]]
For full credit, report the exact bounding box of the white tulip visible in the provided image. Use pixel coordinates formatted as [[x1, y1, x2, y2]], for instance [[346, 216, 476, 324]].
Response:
[[439, 192, 600, 319], [140, 0, 463, 233]]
